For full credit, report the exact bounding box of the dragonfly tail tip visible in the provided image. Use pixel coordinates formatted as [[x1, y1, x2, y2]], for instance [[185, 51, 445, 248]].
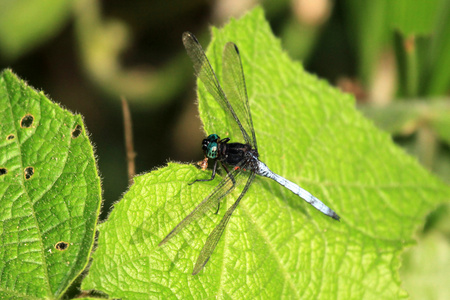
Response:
[[326, 210, 340, 221], [331, 212, 340, 221]]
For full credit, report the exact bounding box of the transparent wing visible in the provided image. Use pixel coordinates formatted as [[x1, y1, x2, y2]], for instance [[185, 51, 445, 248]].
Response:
[[182, 32, 252, 145], [222, 42, 257, 149], [192, 171, 256, 275], [158, 161, 248, 247]]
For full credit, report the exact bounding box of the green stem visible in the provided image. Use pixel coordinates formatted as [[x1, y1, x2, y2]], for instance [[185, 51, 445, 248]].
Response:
[[404, 35, 419, 97]]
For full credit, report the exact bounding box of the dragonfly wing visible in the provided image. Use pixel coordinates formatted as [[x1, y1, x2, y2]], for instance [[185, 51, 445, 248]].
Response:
[[158, 161, 246, 247], [192, 171, 256, 275], [222, 42, 257, 149], [182, 32, 251, 145]]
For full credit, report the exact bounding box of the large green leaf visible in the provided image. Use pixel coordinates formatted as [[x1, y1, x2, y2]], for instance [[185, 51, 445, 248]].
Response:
[[0, 69, 101, 298], [82, 7, 450, 299]]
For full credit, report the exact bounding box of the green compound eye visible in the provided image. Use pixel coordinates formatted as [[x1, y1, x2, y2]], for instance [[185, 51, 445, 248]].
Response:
[[202, 134, 220, 159], [206, 142, 218, 159]]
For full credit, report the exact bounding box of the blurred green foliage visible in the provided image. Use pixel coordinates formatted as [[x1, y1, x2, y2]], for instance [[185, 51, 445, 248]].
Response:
[[0, 0, 72, 60], [0, 0, 449, 298]]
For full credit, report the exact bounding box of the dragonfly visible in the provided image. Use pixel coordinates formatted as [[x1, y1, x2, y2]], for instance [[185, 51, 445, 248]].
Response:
[[159, 32, 340, 275]]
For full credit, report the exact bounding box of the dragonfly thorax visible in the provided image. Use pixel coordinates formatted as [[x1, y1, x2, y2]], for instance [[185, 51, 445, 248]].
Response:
[[202, 134, 220, 159]]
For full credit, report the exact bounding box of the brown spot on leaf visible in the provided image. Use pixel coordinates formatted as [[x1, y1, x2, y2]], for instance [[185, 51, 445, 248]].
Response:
[[71, 124, 82, 138], [24, 166, 34, 179], [55, 241, 69, 251], [21, 114, 34, 128]]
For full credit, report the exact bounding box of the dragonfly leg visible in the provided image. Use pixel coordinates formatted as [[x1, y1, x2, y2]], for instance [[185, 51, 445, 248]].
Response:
[[221, 162, 236, 185], [212, 162, 237, 214], [189, 160, 218, 185]]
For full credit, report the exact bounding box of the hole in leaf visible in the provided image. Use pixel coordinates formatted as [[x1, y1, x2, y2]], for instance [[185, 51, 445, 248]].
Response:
[[7, 134, 15, 140], [0, 168, 7, 176], [55, 241, 69, 251], [21, 114, 34, 128], [24, 166, 34, 179], [71, 124, 82, 138]]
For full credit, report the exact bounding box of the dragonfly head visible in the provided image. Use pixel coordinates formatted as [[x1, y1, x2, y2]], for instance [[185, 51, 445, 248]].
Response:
[[202, 134, 220, 159]]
